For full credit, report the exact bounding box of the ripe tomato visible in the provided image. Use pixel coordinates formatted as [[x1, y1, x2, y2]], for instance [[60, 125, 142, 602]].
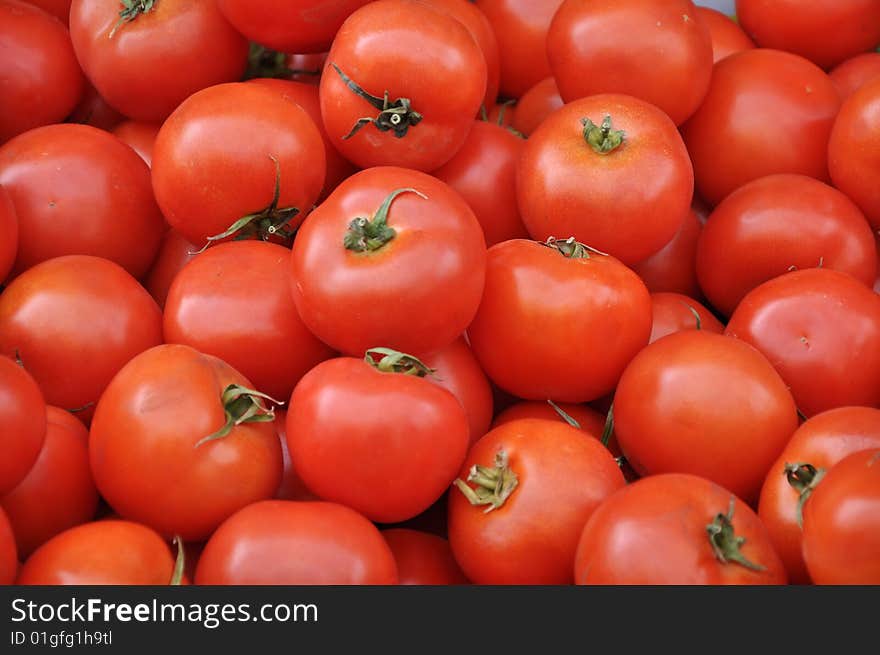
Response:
[[69, 0, 248, 122], [695, 6, 754, 63], [273, 410, 316, 502], [696, 174, 878, 316], [383, 529, 468, 585], [615, 331, 798, 503], [290, 167, 486, 356], [0, 124, 165, 279], [448, 418, 625, 584], [0, 0, 84, 144], [0, 185, 16, 283], [631, 210, 703, 298], [829, 52, 880, 100], [0, 507, 17, 584], [142, 230, 197, 311], [649, 293, 724, 344], [111, 120, 160, 167], [67, 81, 123, 131], [196, 500, 398, 585], [21, 0, 70, 24], [758, 406, 880, 584], [575, 473, 787, 584], [492, 401, 606, 439], [510, 77, 563, 137], [548, 0, 712, 126], [682, 49, 840, 206], [320, 0, 486, 171], [726, 268, 880, 417], [1, 406, 98, 557], [0, 356, 46, 496], [517, 95, 693, 265], [468, 238, 651, 402], [287, 352, 469, 523], [90, 344, 283, 542]]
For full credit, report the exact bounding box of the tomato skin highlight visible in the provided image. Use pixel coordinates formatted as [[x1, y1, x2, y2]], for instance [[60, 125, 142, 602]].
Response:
[[0, 355, 46, 496], [383, 529, 469, 585]]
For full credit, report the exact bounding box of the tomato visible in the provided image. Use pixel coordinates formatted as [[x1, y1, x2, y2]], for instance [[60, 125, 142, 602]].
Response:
[[828, 78, 880, 230], [695, 6, 755, 63], [164, 241, 335, 401], [287, 352, 469, 523], [649, 293, 724, 344], [468, 238, 651, 402], [382, 529, 468, 585], [67, 81, 124, 131], [757, 406, 880, 584], [575, 473, 787, 584], [682, 49, 840, 206], [69, 0, 248, 122], [111, 120, 160, 167], [829, 52, 880, 100], [320, 0, 486, 172], [492, 401, 606, 439], [290, 167, 486, 356], [0, 0, 84, 144], [21, 0, 70, 24], [548, 0, 712, 126], [433, 120, 528, 247], [486, 101, 516, 129], [1, 406, 98, 557], [0, 124, 165, 279], [0, 185, 16, 283], [196, 500, 398, 585], [17, 520, 178, 585], [0, 507, 17, 584], [0, 356, 46, 496], [448, 418, 625, 584], [509, 77, 563, 137], [284, 52, 328, 84], [726, 268, 880, 417], [631, 210, 703, 298], [801, 449, 880, 584], [517, 95, 693, 265], [736, 0, 880, 71], [0, 256, 163, 418], [696, 174, 878, 316], [90, 344, 283, 542], [273, 410, 316, 502], [142, 230, 197, 311], [614, 331, 798, 503]]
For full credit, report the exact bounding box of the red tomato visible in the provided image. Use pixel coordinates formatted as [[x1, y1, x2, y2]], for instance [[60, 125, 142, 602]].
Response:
[[0, 185, 16, 282], [0, 0, 84, 143], [0, 124, 165, 279], [320, 0, 486, 171], [142, 230, 197, 311], [615, 331, 798, 503], [517, 95, 693, 265], [695, 6, 755, 63], [383, 529, 468, 585], [196, 500, 398, 585], [285, 52, 328, 84], [492, 401, 606, 439], [0, 507, 15, 584], [697, 174, 878, 316], [1, 406, 98, 557], [21, 0, 70, 24], [468, 238, 651, 402], [510, 77, 563, 137], [290, 167, 486, 356], [66, 81, 124, 131], [111, 120, 160, 167], [829, 52, 880, 100], [548, 0, 712, 126], [631, 210, 703, 298], [758, 406, 880, 583], [69, 0, 248, 122], [448, 418, 625, 584], [486, 101, 516, 129], [0, 256, 162, 419], [575, 473, 787, 584], [649, 293, 724, 343], [0, 356, 46, 496], [89, 344, 283, 542], [726, 268, 880, 417], [287, 353, 469, 523], [433, 120, 528, 247], [273, 410, 316, 502], [682, 49, 841, 206]]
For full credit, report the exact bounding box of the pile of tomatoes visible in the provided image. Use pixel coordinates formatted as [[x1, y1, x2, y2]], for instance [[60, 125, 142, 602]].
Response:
[[1, 0, 880, 586]]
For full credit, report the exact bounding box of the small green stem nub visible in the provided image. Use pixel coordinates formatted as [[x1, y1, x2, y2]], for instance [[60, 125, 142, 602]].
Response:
[[706, 497, 766, 571], [365, 348, 435, 377], [548, 399, 581, 429], [683, 303, 702, 330], [784, 462, 826, 528], [582, 115, 625, 154], [343, 188, 426, 252], [453, 450, 519, 513], [109, 0, 156, 39], [169, 536, 185, 586], [541, 236, 609, 260], [332, 63, 422, 139], [195, 384, 282, 448], [600, 403, 614, 448]]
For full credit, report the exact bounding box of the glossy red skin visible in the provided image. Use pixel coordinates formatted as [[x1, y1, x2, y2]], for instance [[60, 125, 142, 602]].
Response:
[[615, 331, 799, 503], [152, 82, 325, 246], [0, 255, 163, 418], [320, 0, 486, 172], [273, 410, 317, 502], [631, 210, 703, 298], [682, 49, 841, 206], [0, 0, 84, 143], [468, 239, 651, 402], [90, 344, 282, 542], [518, 95, 693, 265], [448, 418, 625, 584], [492, 401, 606, 439], [474, 0, 563, 98], [575, 473, 787, 584], [649, 293, 724, 344], [164, 241, 335, 401], [67, 82, 123, 131], [736, 0, 880, 71], [695, 6, 754, 63], [142, 230, 197, 311], [383, 529, 468, 585], [697, 174, 878, 317], [548, 0, 712, 126], [829, 53, 880, 101], [111, 120, 160, 167], [1, 406, 98, 557], [757, 406, 880, 584], [433, 121, 528, 247], [0, 185, 17, 282], [510, 77, 563, 137], [21, 0, 70, 23], [69, 0, 248, 122], [17, 520, 177, 585], [802, 449, 880, 584], [0, 124, 165, 278], [828, 78, 880, 230], [291, 167, 486, 356], [0, 355, 46, 496], [726, 268, 880, 417], [287, 357, 469, 523], [0, 507, 15, 584]]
